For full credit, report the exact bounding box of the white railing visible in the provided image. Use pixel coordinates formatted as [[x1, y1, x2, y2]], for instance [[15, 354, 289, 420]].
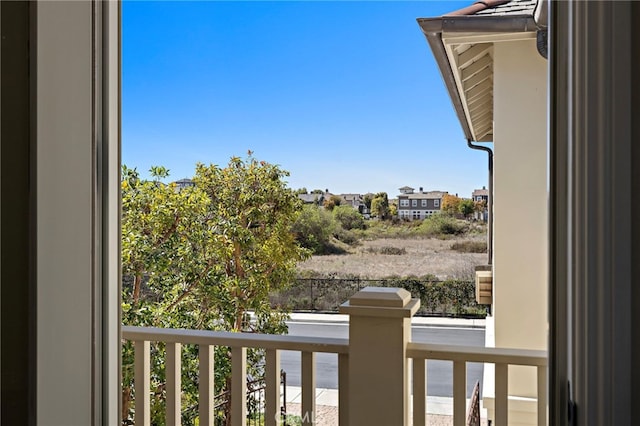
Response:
[[407, 342, 547, 426], [122, 287, 548, 426], [122, 326, 349, 426]]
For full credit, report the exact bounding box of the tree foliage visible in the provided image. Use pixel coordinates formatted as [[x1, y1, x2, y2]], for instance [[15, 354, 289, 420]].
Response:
[[322, 194, 343, 211], [371, 192, 390, 220], [419, 213, 467, 236], [458, 199, 475, 218], [332, 205, 365, 230], [389, 200, 398, 218], [121, 154, 309, 425], [441, 194, 462, 216], [474, 199, 487, 213], [291, 205, 338, 254], [363, 193, 373, 209]]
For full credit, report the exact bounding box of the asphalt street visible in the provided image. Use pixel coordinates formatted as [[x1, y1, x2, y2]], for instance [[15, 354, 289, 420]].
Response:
[[281, 320, 485, 398]]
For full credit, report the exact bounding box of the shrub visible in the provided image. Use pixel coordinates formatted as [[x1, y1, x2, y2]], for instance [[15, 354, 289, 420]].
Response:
[[450, 240, 487, 253], [334, 228, 359, 246], [364, 246, 407, 255], [420, 213, 467, 236], [291, 205, 337, 254], [332, 205, 365, 230], [273, 275, 486, 318]]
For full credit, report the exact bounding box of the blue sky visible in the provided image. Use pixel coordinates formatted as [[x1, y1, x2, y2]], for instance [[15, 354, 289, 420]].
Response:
[[122, 1, 488, 198]]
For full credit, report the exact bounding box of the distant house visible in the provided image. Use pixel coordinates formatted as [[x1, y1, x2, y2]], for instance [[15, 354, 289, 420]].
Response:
[[472, 186, 489, 221], [472, 186, 488, 203], [340, 193, 371, 218], [398, 186, 414, 195], [396, 186, 447, 220], [173, 178, 195, 191], [298, 192, 324, 206], [340, 193, 363, 208]]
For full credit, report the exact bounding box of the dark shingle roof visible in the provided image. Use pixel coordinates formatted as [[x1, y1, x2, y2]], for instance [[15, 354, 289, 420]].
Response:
[[298, 193, 323, 203], [445, 0, 537, 17], [474, 0, 537, 16], [398, 191, 447, 200]]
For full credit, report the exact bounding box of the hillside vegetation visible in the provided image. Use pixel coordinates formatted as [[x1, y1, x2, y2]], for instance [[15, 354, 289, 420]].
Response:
[[293, 209, 488, 280]]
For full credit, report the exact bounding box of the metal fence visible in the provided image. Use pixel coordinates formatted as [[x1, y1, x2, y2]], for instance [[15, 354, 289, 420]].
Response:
[[271, 277, 487, 318], [214, 370, 288, 426]]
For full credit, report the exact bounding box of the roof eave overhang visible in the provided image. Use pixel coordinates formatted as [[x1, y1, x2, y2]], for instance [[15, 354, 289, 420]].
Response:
[[418, 15, 538, 142]]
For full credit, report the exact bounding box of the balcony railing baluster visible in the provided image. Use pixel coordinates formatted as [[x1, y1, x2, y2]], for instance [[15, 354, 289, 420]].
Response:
[[199, 344, 215, 426], [231, 347, 248, 426], [453, 360, 467, 426], [134, 340, 151, 426], [412, 358, 427, 426], [495, 363, 508, 426], [301, 351, 316, 426], [337, 353, 349, 426], [166, 342, 182, 426], [265, 349, 281, 426], [537, 365, 548, 426]]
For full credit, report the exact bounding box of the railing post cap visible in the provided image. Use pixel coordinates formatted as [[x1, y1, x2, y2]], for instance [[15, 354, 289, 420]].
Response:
[[339, 287, 420, 317], [348, 286, 411, 308]]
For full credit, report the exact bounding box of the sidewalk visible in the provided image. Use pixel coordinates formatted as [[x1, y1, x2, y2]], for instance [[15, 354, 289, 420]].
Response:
[[288, 312, 486, 329], [283, 313, 487, 423], [283, 386, 488, 425]]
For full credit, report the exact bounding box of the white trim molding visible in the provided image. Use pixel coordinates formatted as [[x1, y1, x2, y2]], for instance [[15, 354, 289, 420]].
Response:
[[35, 1, 120, 424]]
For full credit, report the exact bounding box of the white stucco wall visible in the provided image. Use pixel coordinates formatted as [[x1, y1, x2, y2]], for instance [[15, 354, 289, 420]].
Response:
[[492, 38, 548, 398]]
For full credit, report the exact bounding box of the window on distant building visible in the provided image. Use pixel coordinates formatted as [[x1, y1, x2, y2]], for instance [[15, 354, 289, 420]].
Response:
[[434, 199, 440, 207], [412, 200, 417, 207], [400, 199, 409, 207], [421, 200, 427, 207]]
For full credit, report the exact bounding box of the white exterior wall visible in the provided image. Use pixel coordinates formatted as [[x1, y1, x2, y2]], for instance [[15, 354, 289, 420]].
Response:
[[492, 39, 548, 399]]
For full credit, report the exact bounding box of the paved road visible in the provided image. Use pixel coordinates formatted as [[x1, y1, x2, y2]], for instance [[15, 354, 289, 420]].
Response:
[[281, 320, 485, 398]]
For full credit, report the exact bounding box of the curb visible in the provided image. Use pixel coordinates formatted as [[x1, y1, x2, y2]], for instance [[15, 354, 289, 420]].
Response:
[[287, 313, 486, 329]]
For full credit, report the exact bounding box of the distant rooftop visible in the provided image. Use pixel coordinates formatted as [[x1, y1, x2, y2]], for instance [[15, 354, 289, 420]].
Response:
[[445, 0, 537, 17], [298, 193, 323, 203], [473, 188, 489, 197], [399, 191, 447, 199]]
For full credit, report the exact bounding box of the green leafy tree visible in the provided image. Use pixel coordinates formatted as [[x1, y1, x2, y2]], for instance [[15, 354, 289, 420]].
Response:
[[363, 193, 373, 210], [371, 192, 390, 220], [193, 155, 309, 331], [291, 205, 338, 254], [458, 199, 475, 218], [332, 205, 365, 230], [121, 154, 309, 425], [389, 200, 398, 217]]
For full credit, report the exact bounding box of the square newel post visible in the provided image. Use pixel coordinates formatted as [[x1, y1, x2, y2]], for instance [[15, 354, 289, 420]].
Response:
[[339, 287, 420, 426]]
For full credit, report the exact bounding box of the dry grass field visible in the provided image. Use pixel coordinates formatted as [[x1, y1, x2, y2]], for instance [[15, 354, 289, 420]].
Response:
[[297, 235, 487, 280]]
